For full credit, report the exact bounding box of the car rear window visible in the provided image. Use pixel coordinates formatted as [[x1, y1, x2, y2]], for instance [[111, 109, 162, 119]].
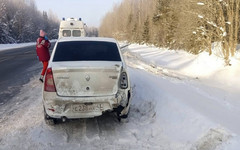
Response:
[[53, 41, 121, 61]]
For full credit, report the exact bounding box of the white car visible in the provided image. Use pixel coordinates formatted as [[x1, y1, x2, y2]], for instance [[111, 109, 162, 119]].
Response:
[[43, 37, 132, 124]]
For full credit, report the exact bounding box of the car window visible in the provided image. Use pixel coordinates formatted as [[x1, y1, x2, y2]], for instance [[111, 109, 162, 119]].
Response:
[[53, 41, 121, 61], [72, 30, 81, 37], [62, 30, 71, 37]]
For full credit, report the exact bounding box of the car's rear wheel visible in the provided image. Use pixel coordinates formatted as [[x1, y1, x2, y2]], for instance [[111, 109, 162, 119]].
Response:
[[45, 118, 56, 125], [44, 108, 57, 125], [117, 107, 130, 123]]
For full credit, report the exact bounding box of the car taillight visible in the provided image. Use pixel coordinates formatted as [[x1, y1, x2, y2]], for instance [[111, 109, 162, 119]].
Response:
[[120, 72, 128, 89], [44, 68, 56, 92]]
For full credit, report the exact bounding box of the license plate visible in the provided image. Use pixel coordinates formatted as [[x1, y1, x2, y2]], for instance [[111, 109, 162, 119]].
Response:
[[72, 104, 103, 113]]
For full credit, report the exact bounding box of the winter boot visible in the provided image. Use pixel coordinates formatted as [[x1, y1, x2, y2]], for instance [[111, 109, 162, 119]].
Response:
[[39, 75, 44, 83]]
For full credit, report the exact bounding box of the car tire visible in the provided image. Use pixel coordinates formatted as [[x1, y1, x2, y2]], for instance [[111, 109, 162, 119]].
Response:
[[44, 108, 57, 125], [118, 107, 130, 123], [118, 117, 129, 123], [45, 118, 56, 125]]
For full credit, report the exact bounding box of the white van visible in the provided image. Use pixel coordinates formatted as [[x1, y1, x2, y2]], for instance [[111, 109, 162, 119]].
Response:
[[58, 18, 86, 38]]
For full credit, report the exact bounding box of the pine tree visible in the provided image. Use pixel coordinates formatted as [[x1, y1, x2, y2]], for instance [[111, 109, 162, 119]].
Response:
[[42, 11, 50, 32], [126, 13, 133, 41], [142, 16, 150, 43], [12, 9, 25, 42], [0, 1, 14, 43], [0, 0, 59, 43]]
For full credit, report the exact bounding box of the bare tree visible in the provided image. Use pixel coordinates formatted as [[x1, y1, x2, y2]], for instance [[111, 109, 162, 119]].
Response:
[[99, 0, 240, 65]]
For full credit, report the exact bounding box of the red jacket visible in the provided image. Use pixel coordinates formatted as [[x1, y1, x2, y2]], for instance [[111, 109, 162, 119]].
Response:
[[36, 37, 51, 61]]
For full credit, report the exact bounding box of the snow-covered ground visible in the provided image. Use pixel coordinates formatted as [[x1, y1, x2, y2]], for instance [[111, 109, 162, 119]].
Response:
[[0, 42, 36, 51], [0, 43, 240, 149], [0, 40, 57, 51]]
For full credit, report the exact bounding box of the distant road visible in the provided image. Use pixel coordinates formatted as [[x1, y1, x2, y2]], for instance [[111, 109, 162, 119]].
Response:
[[0, 42, 56, 104]]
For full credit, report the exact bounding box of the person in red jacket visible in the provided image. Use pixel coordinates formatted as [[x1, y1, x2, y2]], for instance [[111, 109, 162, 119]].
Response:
[[36, 30, 51, 82]]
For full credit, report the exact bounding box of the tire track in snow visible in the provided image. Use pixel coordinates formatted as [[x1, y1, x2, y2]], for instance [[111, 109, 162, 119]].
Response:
[[123, 45, 240, 148]]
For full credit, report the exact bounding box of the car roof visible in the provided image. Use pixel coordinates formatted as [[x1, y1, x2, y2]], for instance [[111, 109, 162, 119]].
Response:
[[57, 37, 118, 43]]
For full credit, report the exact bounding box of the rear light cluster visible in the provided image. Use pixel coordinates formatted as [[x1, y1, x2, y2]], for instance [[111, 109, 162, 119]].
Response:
[[120, 72, 128, 89], [44, 68, 56, 92]]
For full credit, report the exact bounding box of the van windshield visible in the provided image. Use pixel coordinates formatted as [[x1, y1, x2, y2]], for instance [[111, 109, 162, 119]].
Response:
[[53, 41, 121, 61]]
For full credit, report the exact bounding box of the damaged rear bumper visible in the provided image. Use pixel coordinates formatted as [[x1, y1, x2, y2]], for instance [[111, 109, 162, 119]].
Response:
[[42, 89, 131, 119]]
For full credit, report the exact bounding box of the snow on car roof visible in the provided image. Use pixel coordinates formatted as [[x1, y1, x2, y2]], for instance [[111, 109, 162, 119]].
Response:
[[58, 37, 117, 43]]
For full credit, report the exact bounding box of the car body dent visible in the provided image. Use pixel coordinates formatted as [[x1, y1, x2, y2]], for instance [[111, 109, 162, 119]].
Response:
[[43, 88, 130, 119]]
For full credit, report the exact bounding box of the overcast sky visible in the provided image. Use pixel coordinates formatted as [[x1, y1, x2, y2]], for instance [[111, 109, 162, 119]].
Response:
[[35, 0, 122, 27]]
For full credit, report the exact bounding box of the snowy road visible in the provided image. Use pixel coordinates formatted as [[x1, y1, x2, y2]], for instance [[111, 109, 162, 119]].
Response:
[[0, 45, 40, 104], [0, 43, 55, 105], [0, 44, 240, 149]]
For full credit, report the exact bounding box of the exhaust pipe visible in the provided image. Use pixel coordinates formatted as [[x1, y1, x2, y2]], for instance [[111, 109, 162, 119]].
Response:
[[61, 117, 67, 122]]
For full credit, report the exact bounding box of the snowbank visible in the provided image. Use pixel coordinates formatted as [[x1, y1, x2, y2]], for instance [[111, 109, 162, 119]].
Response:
[[0, 42, 36, 51], [124, 44, 240, 149], [0, 40, 57, 52], [127, 43, 240, 91]]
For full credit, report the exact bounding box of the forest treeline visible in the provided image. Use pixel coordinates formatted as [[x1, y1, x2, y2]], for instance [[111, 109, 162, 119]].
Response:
[[99, 0, 240, 64], [0, 0, 59, 44], [85, 27, 99, 37]]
